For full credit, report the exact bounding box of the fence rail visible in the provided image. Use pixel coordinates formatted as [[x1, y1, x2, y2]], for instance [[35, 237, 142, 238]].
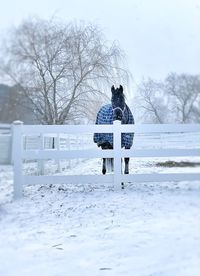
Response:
[[12, 121, 200, 199], [21, 123, 200, 133]]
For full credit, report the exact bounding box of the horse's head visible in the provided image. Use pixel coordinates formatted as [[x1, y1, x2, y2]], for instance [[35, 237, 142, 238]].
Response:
[[111, 85, 125, 121]]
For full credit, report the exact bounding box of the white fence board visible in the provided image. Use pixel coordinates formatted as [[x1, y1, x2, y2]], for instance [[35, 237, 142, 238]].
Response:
[[23, 149, 114, 159], [24, 174, 113, 185], [24, 173, 200, 185], [22, 124, 114, 134], [22, 123, 200, 134], [122, 173, 200, 182], [22, 148, 200, 160]]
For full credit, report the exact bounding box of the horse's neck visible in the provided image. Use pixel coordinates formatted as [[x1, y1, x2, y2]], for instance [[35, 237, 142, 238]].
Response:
[[122, 104, 129, 124]]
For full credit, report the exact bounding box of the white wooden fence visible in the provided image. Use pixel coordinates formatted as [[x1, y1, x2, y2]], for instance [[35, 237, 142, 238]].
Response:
[[12, 121, 200, 199], [0, 123, 87, 165]]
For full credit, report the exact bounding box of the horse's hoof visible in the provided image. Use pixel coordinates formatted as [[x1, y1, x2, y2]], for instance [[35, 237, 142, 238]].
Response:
[[102, 169, 106, 175]]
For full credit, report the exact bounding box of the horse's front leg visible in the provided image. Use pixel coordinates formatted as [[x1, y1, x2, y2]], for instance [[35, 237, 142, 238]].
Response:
[[102, 158, 106, 174], [121, 157, 129, 189], [124, 157, 129, 174]]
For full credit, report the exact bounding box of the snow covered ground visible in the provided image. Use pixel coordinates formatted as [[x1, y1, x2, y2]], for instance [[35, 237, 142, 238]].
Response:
[[0, 156, 200, 276]]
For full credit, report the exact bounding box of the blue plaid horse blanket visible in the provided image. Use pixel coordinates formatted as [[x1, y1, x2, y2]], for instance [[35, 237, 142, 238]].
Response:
[[93, 104, 134, 148]]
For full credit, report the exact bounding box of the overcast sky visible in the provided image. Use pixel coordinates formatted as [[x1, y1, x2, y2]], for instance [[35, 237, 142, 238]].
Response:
[[0, 0, 199, 84]]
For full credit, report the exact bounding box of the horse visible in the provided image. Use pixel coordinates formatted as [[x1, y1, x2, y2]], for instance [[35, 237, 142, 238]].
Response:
[[93, 85, 134, 183]]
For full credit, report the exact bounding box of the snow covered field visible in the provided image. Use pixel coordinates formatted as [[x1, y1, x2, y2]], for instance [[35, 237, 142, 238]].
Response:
[[0, 156, 200, 276]]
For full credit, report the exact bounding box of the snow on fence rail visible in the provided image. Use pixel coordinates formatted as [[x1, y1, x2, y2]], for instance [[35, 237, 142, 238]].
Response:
[[12, 121, 200, 199]]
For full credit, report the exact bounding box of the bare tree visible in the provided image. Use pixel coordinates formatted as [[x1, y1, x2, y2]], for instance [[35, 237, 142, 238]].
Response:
[[165, 73, 200, 123], [0, 17, 129, 124], [134, 73, 200, 123], [134, 78, 167, 123]]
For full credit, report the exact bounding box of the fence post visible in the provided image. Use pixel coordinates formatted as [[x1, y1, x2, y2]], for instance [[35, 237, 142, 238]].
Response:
[[66, 137, 71, 169], [56, 133, 61, 173], [12, 120, 24, 199], [38, 133, 45, 175], [113, 120, 122, 190]]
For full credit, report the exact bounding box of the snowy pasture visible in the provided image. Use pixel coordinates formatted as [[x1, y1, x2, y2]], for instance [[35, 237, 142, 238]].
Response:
[[1, 157, 200, 276], [0, 131, 200, 276]]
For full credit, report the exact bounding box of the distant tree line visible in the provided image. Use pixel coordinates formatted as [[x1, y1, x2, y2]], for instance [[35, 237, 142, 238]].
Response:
[[133, 73, 200, 123], [0, 17, 129, 124], [0, 83, 36, 123], [1, 72, 199, 124]]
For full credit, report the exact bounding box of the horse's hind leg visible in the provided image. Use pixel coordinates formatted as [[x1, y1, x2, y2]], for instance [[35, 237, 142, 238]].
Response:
[[121, 158, 124, 189], [124, 158, 129, 174], [111, 158, 114, 171], [102, 158, 106, 174], [121, 158, 129, 189]]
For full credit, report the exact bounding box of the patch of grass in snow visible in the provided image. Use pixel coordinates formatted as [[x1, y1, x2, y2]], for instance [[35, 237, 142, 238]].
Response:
[[156, 161, 200, 167]]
